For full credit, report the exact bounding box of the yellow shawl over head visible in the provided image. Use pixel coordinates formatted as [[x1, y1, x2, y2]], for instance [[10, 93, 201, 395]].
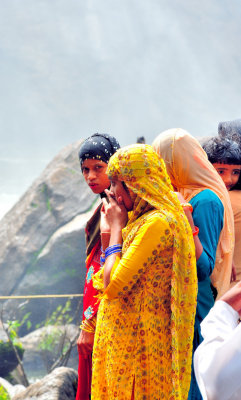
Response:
[[104, 144, 197, 399]]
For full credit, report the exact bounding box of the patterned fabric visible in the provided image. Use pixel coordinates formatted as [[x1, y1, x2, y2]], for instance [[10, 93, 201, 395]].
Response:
[[82, 238, 102, 323], [153, 128, 234, 298], [91, 144, 197, 400], [78, 133, 120, 167], [85, 202, 102, 256]]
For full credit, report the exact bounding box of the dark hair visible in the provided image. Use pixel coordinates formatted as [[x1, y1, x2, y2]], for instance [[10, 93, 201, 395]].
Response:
[[202, 136, 241, 165], [218, 119, 241, 143], [78, 133, 120, 167], [137, 136, 146, 144]]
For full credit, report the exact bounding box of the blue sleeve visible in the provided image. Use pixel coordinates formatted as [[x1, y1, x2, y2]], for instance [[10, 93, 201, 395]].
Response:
[[190, 190, 224, 282]]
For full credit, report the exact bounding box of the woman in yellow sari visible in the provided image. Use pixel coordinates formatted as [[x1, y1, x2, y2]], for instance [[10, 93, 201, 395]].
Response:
[[91, 144, 197, 400]]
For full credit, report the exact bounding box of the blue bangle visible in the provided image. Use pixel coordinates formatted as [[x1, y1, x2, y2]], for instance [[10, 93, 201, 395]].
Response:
[[105, 244, 122, 254], [105, 244, 122, 259], [100, 255, 105, 265], [106, 244, 122, 251], [105, 248, 122, 259]]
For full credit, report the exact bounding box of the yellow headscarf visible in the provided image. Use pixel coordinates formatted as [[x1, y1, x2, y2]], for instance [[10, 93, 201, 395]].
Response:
[[152, 128, 234, 297], [107, 144, 197, 398], [107, 143, 184, 224]]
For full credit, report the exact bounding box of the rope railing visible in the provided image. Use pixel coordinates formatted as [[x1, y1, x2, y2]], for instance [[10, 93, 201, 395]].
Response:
[[0, 294, 83, 300]]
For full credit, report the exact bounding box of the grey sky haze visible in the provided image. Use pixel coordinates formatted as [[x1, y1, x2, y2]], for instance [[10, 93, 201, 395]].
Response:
[[0, 0, 241, 218]]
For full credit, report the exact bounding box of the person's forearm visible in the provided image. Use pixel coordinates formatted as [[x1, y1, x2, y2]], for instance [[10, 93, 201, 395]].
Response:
[[185, 208, 203, 260], [193, 236, 203, 260], [101, 232, 110, 251], [103, 227, 122, 288]]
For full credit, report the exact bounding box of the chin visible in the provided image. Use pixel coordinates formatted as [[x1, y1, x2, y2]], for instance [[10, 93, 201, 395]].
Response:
[[91, 188, 102, 194]]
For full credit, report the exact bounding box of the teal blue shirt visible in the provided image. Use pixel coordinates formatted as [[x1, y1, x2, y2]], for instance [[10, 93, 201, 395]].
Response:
[[188, 189, 224, 400], [192, 189, 224, 282], [190, 189, 224, 329]]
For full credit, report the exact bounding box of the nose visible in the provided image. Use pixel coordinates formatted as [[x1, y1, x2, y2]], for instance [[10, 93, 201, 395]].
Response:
[[224, 173, 233, 186], [88, 169, 96, 181]]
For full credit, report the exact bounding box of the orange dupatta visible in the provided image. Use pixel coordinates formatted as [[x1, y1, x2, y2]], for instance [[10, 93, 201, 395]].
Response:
[[153, 128, 234, 297]]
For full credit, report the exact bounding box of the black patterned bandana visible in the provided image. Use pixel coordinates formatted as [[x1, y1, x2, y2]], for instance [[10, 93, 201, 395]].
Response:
[[78, 133, 120, 168]]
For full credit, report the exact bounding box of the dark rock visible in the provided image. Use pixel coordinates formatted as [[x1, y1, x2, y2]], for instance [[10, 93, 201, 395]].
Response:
[[11, 367, 78, 400], [0, 341, 24, 377], [0, 377, 25, 398], [0, 140, 98, 334], [18, 324, 79, 380]]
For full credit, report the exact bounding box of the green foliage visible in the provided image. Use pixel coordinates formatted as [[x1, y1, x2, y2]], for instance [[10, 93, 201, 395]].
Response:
[[36, 300, 75, 371], [41, 183, 52, 213], [38, 327, 62, 352], [4, 299, 77, 376], [36, 300, 73, 352], [7, 312, 31, 344], [0, 341, 24, 359], [0, 341, 24, 377], [46, 198, 52, 212], [46, 300, 72, 326], [28, 240, 51, 272], [0, 384, 10, 400], [30, 202, 38, 208]]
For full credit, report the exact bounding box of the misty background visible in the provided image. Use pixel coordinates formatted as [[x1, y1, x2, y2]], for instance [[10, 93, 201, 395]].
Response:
[[1, 0, 241, 219]]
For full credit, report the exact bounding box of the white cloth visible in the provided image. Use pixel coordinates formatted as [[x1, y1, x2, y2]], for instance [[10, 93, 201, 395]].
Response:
[[194, 300, 241, 400]]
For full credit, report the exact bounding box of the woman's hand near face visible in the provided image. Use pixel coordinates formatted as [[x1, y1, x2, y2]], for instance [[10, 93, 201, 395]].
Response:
[[100, 205, 111, 234], [102, 189, 128, 232], [102, 189, 127, 288], [100, 203, 111, 251]]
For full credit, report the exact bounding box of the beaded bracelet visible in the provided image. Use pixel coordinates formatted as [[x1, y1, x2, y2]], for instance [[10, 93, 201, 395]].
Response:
[[181, 203, 193, 213], [192, 226, 199, 236]]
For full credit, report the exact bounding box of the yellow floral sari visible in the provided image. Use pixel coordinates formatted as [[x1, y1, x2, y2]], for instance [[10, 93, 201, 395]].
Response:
[[91, 144, 197, 400]]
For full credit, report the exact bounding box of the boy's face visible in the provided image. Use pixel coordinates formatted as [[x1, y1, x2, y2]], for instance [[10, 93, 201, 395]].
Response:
[[81, 159, 110, 194], [213, 163, 241, 191]]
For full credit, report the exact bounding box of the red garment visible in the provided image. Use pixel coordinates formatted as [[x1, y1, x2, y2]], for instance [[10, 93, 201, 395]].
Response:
[[82, 239, 102, 322], [76, 352, 92, 400], [76, 239, 102, 400]]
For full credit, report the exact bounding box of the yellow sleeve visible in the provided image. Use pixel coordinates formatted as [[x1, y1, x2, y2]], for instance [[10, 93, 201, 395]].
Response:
[[105, 215, 173, 299]]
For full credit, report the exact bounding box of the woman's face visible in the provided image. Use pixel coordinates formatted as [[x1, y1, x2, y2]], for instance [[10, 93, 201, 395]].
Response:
[[110, 179, 134, 211], [82, 159, 110, 194], [213, 163, 241, 191]]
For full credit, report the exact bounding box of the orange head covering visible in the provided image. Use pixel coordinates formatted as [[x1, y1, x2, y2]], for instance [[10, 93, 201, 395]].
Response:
[[152, 128, 234, 297]]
